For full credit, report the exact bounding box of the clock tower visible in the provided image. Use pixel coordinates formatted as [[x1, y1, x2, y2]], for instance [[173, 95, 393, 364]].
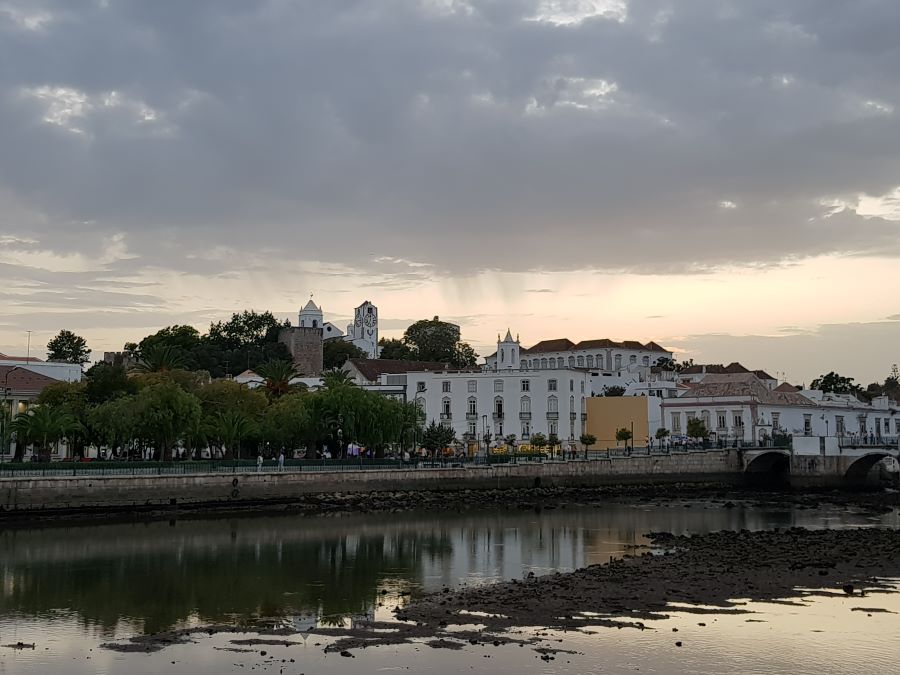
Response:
[[346, 300, 379, 358]]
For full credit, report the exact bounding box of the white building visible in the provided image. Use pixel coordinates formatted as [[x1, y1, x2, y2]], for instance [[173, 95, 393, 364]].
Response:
[[660, 373, 900, 444], [484, 335, 672, 374], [0, 353, 82, 383], [407, 366, 590, 444], [297, 299, 345, 340]]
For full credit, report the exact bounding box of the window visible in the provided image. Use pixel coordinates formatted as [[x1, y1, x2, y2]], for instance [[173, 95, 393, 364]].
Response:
[[521, 379, 530, 392], [416, 381, 426, 392], [569, 379, 574, 392], [549, 358, 556, 368], [576, 356, 584, 367], [494, 397, 504, 417], [500, 349, 504, 364], [494, 379, 504, 392], [717, 412, 727, 429], [549, 421, 558, 436], [615, 354, 622, 369], [733, 413, 743, 428], [520, 360, 527, 369], [468, 422, 477, 436], [596, 354, 603, 369], [580, 381, 585, 393], [803, 414, 812, 436], [642, 356, 649, 366], [441, 398, 451, 415], [586, 355, 594, 368], [772, 412, 780, 430], [540, 358, 548, 369], [836, 416, 845, 435], [548, 379, 558, 392], [568, 356, 575, 367], [548, 396, 558, 412], [702, 411, 711, 428], [442, 380, 451, 393], [520, 396, 531, 413], [629, 355, 637, 365], [672, 414, 682, 433], [467, 380, 477, 393], [569, 395, 575, 412], [521, 423, 531, 439], [467, 397, 477, 415]]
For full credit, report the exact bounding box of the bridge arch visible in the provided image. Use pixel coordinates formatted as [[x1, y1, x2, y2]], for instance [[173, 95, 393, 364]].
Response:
[[844, 452, 893, 487], [744, 450, 791, 486]]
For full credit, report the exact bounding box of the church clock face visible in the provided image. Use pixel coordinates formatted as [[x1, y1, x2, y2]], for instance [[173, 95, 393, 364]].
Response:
[[364, 314, 376, 328]]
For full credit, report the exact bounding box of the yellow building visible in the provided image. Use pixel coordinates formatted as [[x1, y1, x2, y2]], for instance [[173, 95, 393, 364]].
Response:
[[585, 397, 650, 449]]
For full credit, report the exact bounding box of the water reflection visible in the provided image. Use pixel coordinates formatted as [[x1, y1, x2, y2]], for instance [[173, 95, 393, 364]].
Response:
[[0, 501, 895, 639]]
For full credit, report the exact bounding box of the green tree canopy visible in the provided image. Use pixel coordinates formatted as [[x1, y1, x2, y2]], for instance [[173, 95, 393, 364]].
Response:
[[615, 427, 633, 445], [131, 381, 201, 460], [323, 340, 366, 370], [810, 371, 861, 395], [84, 362, 135, 404], [46, 329, 90, 365], [603, 386, 626, 397], [207, 311, 290, 350], [686, 418, 708, 439], [377, 338, 415, 361], [421, 421, 456, 456]]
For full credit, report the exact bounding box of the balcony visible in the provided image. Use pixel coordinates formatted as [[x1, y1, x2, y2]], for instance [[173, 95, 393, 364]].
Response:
[[465, 412, 479, 421], [493, 412, 504, 421], [569, 412, 577, 421], [440, 412, 452, 421], [546, 412, 559, 420], [519, 411, 532, 421]]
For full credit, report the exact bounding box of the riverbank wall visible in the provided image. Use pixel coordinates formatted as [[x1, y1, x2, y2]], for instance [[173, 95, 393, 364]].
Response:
[[1, 450, 742, 515]]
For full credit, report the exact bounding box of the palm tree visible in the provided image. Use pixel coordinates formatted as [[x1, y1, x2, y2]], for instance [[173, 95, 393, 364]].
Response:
[[211, 410, 256, 460], [11, 406, 76, 462], [131, 345, 188, 373], [321, 368, 355, 389], [255, 360, 302, 399]]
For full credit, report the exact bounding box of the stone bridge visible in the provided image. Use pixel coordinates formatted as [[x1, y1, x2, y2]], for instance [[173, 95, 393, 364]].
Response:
[[742, 441, 900, 488]]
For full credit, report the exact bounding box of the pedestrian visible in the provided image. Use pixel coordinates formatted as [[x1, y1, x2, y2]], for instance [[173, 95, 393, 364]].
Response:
[[278, 450, 285, 472], [257, 452, 263, 473]]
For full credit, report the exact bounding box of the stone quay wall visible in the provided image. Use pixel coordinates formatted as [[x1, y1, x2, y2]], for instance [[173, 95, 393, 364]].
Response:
[[0, 451, 742, 515]]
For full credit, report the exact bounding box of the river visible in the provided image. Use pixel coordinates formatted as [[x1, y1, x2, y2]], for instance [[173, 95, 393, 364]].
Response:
[[1, 499, 898, 674]]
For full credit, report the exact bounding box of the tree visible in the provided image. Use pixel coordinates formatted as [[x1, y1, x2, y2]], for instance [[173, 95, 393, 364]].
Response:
[[130, 381, 201, 460], [421, 421, 456, 460], [210, 410, 256, 460], [378, 338, 414, 361], [321, 368, 355, 389], [323, 340, 366, 370], [579, 433, 596, 459], [388, 318, 479, 368], [46, 330, 90, 365], [131, 345, 188, 373], [810, 371, 860, 395], [207, 310, 290, 350], [547, 433, 560, 458], [655, 427, 670, 441], [84, 362, 135, 404], [89, 396, 136, 459], [530, 432, 548, 456], [615, 427, 633, 448], [603, 386, 626, 397], [263, 394, 311, 458], [254, 360, 301, 399], [11, 406, 77, 462], [686, 418, 708, 440]]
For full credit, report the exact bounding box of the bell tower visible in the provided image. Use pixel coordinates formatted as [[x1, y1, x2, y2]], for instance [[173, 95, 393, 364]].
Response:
[[496, 329, 519, 371]]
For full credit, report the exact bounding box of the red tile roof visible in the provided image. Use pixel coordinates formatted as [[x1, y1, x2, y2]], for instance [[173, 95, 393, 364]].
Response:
[[0, 365, 59, 395], [774, 382, 799, 393], [522, 339, 576, 354], [0, 353, 44, 363], [346, 358, 452, 382]]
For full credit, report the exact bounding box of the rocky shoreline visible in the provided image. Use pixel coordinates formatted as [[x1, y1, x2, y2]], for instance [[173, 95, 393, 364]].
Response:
[[6, 483, 899, 525]]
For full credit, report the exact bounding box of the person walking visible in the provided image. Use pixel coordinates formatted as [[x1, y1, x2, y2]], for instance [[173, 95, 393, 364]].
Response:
[[278, 450, 285, 472], [257, 452, 263, 473]]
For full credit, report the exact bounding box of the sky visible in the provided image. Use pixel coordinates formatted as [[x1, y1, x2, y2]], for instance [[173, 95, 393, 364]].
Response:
[[1, 0, 899, 386]]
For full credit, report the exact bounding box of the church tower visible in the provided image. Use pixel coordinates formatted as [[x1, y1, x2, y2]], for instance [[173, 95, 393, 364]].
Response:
[[298, 297, 324, 329], [346, 300, 378, 358], [496, 329, 520, 371]]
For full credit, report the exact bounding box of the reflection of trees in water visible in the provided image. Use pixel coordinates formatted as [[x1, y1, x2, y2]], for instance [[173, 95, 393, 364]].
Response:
[[0, 532, 425, 635]]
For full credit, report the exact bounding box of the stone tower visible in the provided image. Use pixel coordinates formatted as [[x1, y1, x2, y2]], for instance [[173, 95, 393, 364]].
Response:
[[278, 326, 323, 375], [346, 300, 378, 358]]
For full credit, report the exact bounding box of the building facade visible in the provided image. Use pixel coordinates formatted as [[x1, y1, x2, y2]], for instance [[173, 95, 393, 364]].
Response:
[[483, 336, 672, 374], [278, 326, 324, 375], [344, 300, 379, 358], [406, 368, 590, 444]]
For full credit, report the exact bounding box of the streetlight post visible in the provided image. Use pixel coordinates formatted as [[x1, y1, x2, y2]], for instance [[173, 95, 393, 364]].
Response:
[[630, 420, 634, 452]]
